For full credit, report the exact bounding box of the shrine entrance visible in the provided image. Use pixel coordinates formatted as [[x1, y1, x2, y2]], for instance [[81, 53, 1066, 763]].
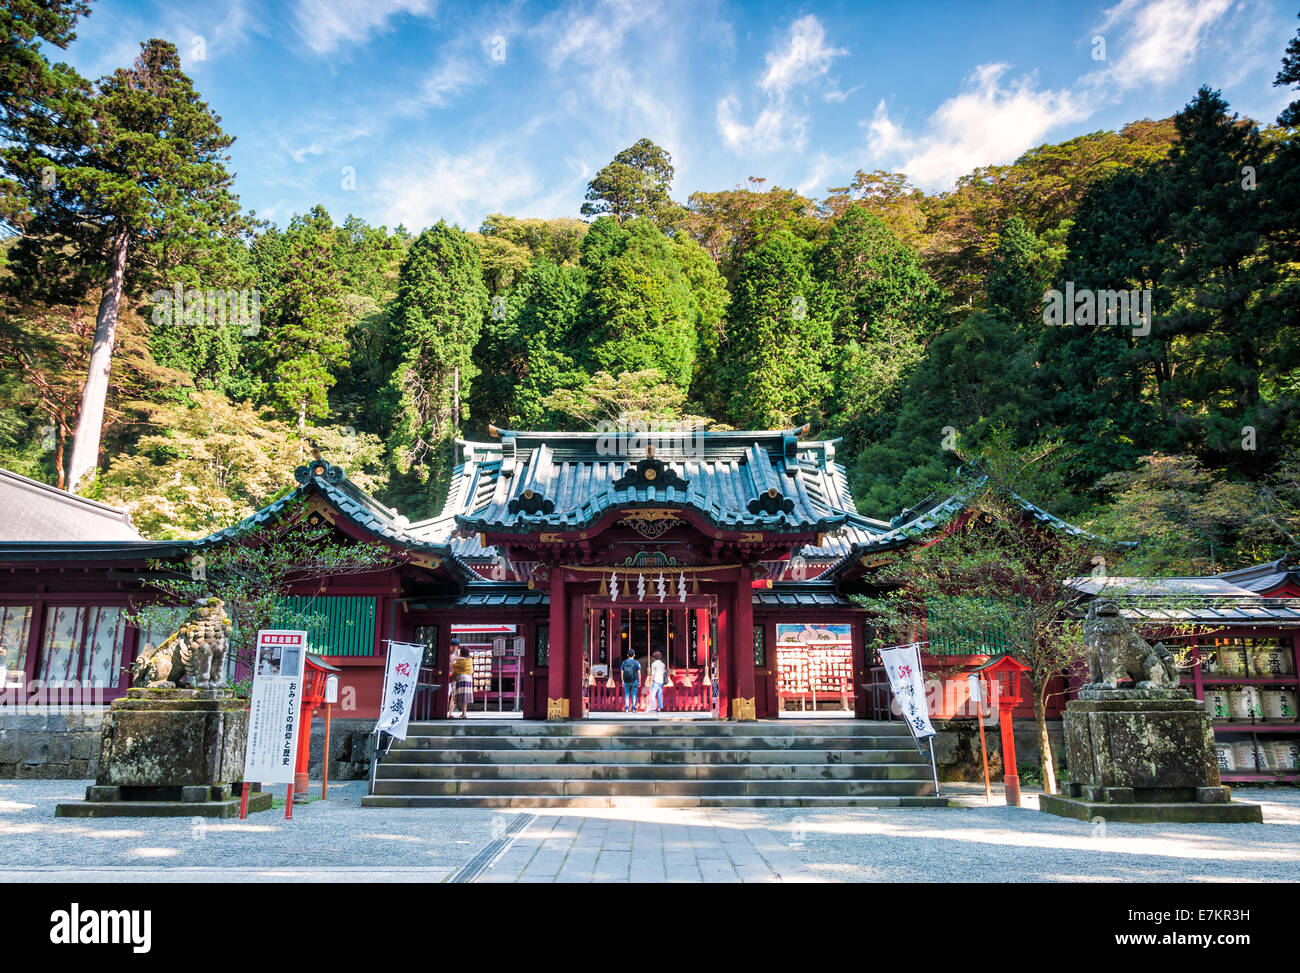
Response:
[[773, 622, 856, 716], [451, 622, 526, 716], [583, 597, 718, 715]]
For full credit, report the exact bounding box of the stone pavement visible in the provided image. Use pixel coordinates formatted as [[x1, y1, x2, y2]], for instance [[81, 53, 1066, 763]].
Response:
[[2, 778, 1298, 883], [476, 811, 815, 882]]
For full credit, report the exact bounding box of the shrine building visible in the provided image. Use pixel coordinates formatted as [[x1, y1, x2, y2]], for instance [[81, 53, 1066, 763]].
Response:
[[0, 425, 1099, 725]]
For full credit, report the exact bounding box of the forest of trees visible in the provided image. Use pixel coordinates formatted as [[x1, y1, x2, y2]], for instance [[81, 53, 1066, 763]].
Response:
[[2, 1, 1299, 575]]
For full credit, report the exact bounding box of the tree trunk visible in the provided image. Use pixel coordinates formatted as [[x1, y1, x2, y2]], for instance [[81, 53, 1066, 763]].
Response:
[[1033, 680, 1058, 794], [67, 228, 130, 492]]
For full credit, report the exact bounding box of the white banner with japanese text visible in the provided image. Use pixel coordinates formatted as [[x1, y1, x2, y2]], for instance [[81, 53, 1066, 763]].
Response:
[[374, 640, 424, 740], [880, 642, 937, 740], [243, 629, 308, 784]]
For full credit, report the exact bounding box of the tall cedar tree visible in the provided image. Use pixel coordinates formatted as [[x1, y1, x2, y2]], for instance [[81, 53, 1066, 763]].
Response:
[[814, 208, 943, 450], [722, 230, 830, 429], [253, 206, 347, 431], [577, 218, 697, 390], [388, 222, 488, 505], [8, 39, 244, 490], [0, 0, 91, 231]]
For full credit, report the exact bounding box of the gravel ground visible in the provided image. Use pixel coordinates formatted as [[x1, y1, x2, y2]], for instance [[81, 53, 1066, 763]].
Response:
[[2, 779, 1296, 883], [0, 779, 508, 883]]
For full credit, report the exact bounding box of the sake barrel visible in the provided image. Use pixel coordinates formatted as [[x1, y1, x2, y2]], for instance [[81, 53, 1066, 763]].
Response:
[[1253, 648, 1294, 677], [1269, 739, 1300, 770], [1213, 741, 1235, 772], [1253, 742, 1277, 770], [1262, 688, 1298, 722], [1205, 687, 1232, 721], [1227, 687, 1258, 720], [1197, 648, 1221, 675], [1218, 647, 1248, 675], [1232, 741, 1258, 770]]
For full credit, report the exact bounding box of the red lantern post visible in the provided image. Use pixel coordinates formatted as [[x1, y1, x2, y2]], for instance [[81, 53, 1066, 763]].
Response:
[[974, 655, 1030, 807]]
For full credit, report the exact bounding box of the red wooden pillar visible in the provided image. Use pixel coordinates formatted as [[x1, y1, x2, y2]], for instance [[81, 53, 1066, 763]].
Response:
[[568, 586, 585, 718], [716, 578, 731, 719], [732, 566, 757, 721], [850, 616, 867, 720], [546, 571, 568, 720]]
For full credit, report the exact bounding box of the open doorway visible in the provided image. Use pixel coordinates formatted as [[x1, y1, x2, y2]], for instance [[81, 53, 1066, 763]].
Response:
[[583, 598, 717, 715], [775, 622, 855, 716], [450, 623, 525, 717]]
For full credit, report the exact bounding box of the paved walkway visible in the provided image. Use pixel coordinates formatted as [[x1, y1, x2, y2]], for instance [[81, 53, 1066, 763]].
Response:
[[2, 779, 1298, 882], [476, 811, 814, 882]]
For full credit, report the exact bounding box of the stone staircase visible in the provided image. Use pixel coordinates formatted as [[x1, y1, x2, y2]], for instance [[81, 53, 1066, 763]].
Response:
[[362, 720, 947, 808]]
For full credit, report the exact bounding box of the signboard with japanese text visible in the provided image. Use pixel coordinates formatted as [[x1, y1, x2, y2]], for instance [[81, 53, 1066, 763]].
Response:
[[374, 641, 424, 740], [880, 643, 937, 740], [243, 630, 308, 784]]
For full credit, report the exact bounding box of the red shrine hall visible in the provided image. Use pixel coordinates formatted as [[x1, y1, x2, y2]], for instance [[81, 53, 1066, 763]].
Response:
[[5, 428, 1297, 756]]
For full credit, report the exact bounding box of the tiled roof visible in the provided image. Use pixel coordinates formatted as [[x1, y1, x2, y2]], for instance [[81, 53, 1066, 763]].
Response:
[[827, 475, 1129, 578], [0, 468, 142, 542], [1117, 598, 1300, 626], [754, 584, 859, 608], [1215, 554, 1298, 594], [196, 459, 466, 578], [405, 583, 550, 611], [444, 428, 867, 539]]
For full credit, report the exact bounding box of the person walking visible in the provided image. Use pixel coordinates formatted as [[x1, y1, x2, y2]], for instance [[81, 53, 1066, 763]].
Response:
[[649, 650, 666, 713], [620, 649, 641, 713], [449, 639, 473, 719]]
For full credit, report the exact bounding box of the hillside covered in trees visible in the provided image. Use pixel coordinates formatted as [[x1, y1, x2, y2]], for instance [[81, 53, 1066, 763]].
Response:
[[2, 2, 1299, 576]]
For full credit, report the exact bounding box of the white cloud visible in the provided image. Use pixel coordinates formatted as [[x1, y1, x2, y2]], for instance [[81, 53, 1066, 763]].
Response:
[[716, 14, 846, 154], [869, 63, 1090, 190], [860, 0, 1242, 191], [759, 14, 846, 96], [292, 0, 437, 55], [717, 96, 805, 154], [1097, 0, 1233, 88], [377, 143, 541, 230]]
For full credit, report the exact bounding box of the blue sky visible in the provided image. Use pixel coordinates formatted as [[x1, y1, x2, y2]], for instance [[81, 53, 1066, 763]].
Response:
[[52, 0, 1299, 232]]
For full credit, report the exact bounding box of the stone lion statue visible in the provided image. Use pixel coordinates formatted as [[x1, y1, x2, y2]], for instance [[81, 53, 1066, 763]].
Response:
[[1084, 598, 1180, 691], [132, 597, 232, 690]]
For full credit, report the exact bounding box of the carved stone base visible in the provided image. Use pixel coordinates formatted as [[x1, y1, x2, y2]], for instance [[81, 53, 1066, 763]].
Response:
[[55, 688, 264, 818], [1040, 695, 1261, 823]]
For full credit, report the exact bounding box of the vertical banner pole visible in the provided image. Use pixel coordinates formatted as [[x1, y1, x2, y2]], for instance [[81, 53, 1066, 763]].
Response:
[[929, 737, 940, 795], [284, 782, 293, 820], [239, 781, 250, 820], [323, 702, 331, 801]]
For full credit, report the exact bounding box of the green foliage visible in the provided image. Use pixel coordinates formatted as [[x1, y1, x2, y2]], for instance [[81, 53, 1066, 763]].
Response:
[[721, 230, 830, 428], [387, 221, 488, 504], [578, 218, 697, 389], [581, 138, 682, 227]]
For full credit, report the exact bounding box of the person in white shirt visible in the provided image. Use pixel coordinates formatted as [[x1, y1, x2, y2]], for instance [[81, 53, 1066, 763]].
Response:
[[649, 650, 666, 712]]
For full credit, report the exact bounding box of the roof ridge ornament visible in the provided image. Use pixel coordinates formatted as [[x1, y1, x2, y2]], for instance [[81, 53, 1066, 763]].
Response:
[[611, 446, 689, 491], [294, 454, 345, 485]]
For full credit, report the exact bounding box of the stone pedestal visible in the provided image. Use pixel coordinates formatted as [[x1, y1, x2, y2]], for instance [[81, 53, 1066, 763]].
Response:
[[1039, 690, 1262, 823], [55, 688, 272, 818]]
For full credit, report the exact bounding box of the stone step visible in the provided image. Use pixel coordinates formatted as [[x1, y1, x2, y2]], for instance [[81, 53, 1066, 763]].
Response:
[[376, 747, 923, 765], [369, 778, 934, 797], [361, 794, 950, 809], [388, 734, 912, 751], [373, 761, 933, 781], [403, 720, 910, 738]]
